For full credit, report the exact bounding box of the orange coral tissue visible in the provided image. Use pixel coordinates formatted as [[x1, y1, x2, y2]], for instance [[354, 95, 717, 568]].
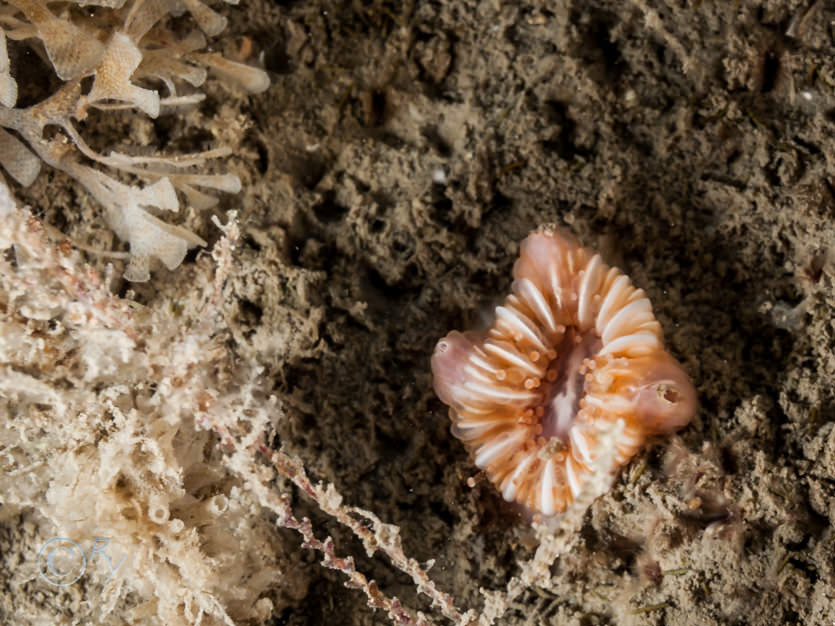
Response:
[[431, 225, 697, 517]]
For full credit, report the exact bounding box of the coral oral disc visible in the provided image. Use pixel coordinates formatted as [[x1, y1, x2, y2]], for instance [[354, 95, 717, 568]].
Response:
[[431, 225, 697, 517]]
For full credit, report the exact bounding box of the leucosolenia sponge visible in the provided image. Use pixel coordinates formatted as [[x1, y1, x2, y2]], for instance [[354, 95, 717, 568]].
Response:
[[0, 0, 269, 280]]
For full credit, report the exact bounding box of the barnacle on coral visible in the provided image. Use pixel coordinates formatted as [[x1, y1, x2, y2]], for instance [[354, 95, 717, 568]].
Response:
[[0, 0, 269, 280], [432, 225, 697, 517]]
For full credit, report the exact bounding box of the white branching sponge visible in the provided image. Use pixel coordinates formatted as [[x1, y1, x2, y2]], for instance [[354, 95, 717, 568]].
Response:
[[0, 0, 269, 280], [0, 188, 309, 624]]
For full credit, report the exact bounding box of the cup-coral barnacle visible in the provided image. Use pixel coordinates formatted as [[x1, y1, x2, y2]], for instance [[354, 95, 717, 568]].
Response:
[[431, 225, 697, 517]]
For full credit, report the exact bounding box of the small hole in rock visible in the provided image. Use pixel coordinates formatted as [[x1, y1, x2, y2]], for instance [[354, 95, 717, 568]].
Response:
[[312, 191, 349, 223]]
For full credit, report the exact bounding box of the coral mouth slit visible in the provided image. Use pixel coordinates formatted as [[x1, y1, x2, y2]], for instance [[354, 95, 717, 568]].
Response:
[[431, 226, 697, 518]]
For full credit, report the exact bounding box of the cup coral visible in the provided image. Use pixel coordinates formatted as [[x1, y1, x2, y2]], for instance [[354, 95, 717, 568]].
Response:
[[432, 225, 697, 517]]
